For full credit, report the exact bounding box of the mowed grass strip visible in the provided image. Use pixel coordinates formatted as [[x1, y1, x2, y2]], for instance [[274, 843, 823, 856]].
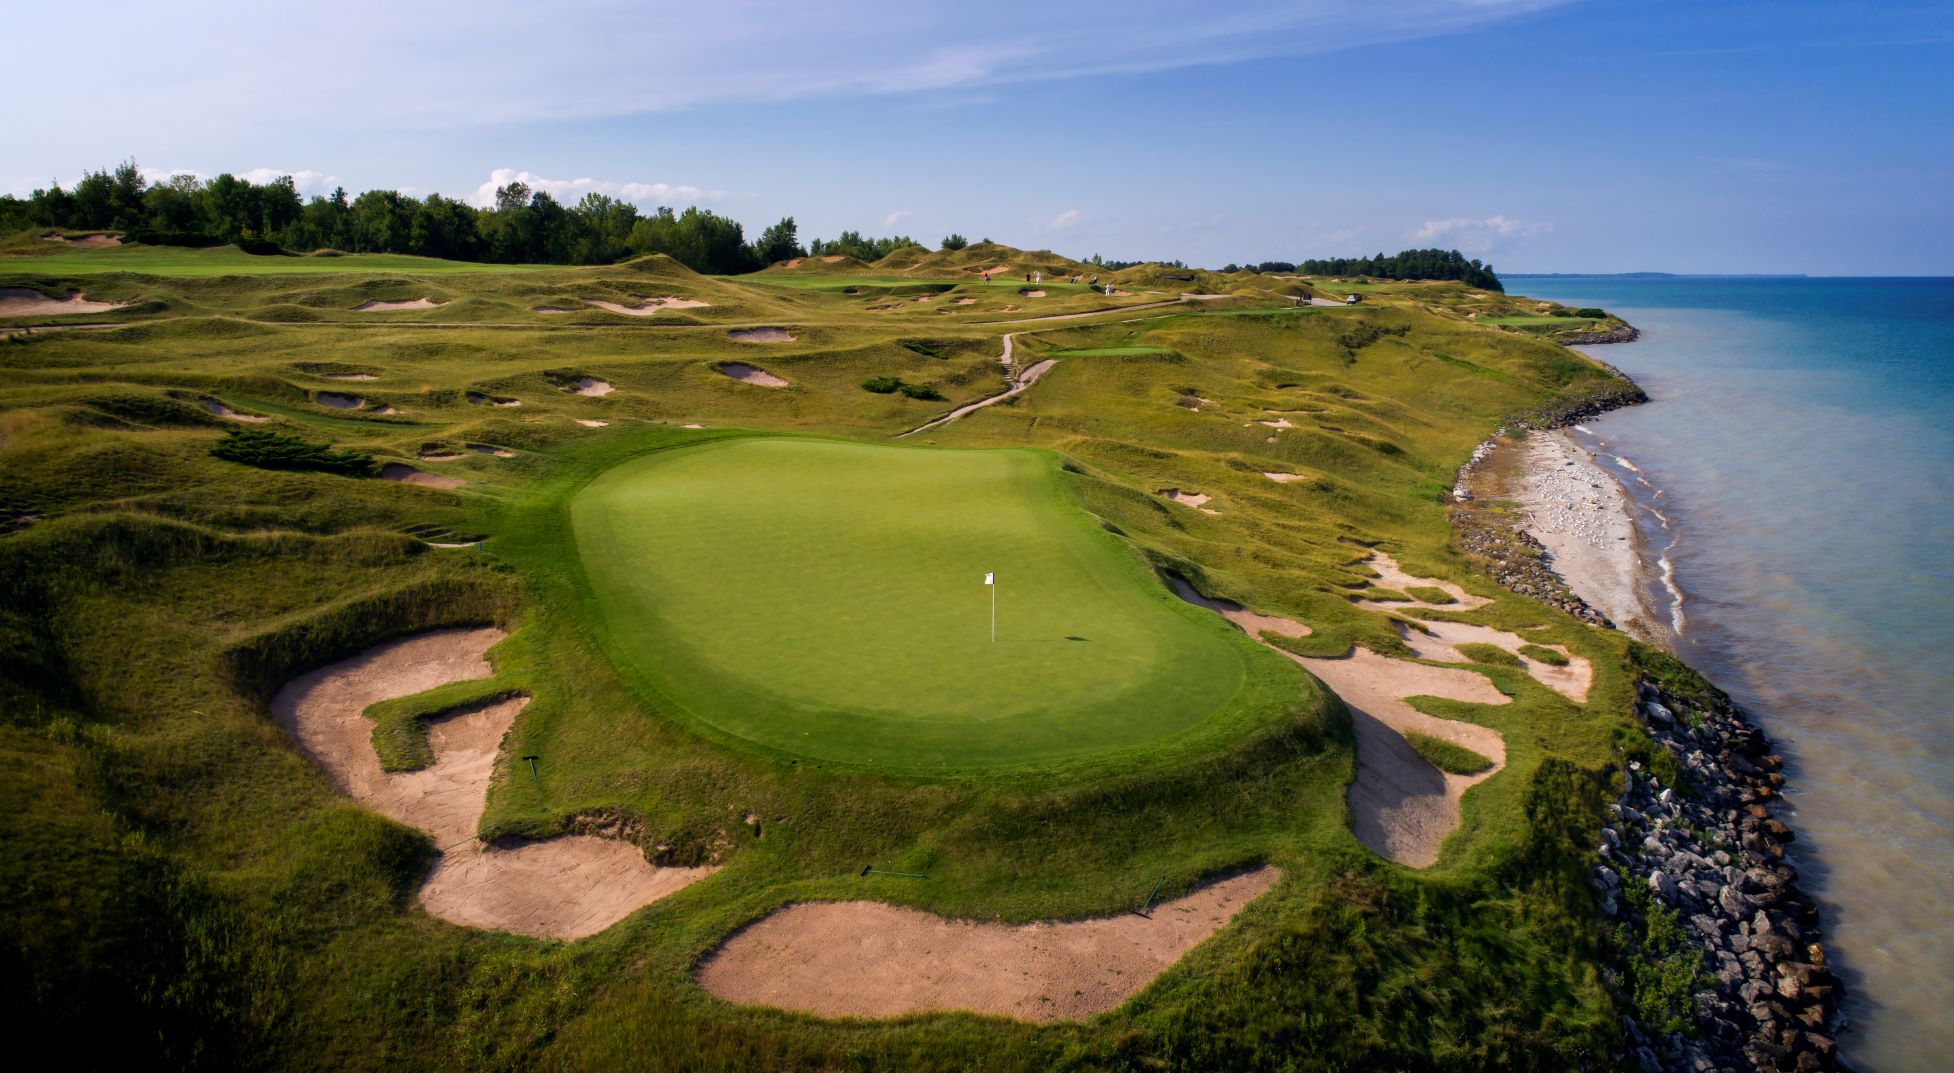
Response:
[[570, 437, 1283, 772]]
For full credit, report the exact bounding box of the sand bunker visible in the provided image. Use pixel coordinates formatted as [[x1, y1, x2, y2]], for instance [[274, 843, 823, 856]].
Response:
[[466, 391, 521, 407], [0, 287, 132, 317], [353, 298, 444, 312], [199, 398, 267, 423], [1258, 418, 1294, 429], [576, 419, 610, 428], [534, 305, 573, 314], [716, 362, 788, 387], [1182, 293, 1230, 301], [272, 629, 712, 938], [584, 296, 710, 316], [820, 255, 846, 263], [1296, 649, 1509, 868], [697, 866, 1278, 1022], [1168, 569, 1511, 867], [419, 449, 467, 462], [729, 327, 794, 343], [44, 232, 121, 248], [1263, 472, 1305, 483], [1353, 553, 1491, 612], [1020, 289, 1047, 298], [681, 423, 707, 429], [316, 392, 364, 409], [1158, 488, 1219, 515], [325, 372, 379, 381], [1394, 619, 1592, 702], [380, 463, 464, 489], [569, 377, 613, 396], [951, 297, 977, 305], [469, 443, 516, 458], [1166, 575, 1312, 640], [371, 404, 401, 415]]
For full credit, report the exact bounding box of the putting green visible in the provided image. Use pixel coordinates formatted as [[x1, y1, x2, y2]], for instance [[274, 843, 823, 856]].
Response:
[[570, 437, 1295, 772]]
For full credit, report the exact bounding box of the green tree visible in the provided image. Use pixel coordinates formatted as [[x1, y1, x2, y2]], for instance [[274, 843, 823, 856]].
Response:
[[940, 233, 968, 250]]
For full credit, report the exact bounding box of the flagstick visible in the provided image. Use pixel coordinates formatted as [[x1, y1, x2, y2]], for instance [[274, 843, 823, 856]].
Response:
[[991, 576, 997, 643]]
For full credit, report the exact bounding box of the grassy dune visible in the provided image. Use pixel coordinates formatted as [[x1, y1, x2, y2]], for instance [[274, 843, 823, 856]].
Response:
[[1, 239, 1642, 1071]]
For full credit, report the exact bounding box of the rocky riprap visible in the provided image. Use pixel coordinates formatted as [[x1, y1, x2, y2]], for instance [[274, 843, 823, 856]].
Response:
[[1557, 324, 1644, 346], [1598, 681, 1847, 1072]]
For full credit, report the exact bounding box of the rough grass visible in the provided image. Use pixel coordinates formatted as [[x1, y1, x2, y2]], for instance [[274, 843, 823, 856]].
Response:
[[0, 243, 1642, 1070], [1405, 730, 1496, 776]]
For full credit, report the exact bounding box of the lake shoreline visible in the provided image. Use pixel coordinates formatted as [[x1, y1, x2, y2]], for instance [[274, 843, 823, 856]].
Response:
[[1451, 345, 1851, 1072]]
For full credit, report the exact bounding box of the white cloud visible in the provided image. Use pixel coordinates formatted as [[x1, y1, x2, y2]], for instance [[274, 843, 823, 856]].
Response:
[[1049, 209, 1082, 230], [470, 167, 717, 209], [1410, 215, 1550, 252], [883, 209, 913, 230]]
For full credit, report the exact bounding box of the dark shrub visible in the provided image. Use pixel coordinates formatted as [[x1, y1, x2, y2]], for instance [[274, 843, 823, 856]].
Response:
[[210, 429, 375, 477]]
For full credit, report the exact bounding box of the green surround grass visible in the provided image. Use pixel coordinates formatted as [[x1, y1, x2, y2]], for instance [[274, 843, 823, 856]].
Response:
[[571, 436, 1292, 771]]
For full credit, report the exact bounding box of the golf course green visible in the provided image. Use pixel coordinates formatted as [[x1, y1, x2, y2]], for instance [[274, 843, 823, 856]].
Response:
[[570, 437, 1292, 771]]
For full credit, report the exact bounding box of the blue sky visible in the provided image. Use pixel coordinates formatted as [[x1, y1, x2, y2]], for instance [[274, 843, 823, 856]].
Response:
[[6, 0, 1951, 273]]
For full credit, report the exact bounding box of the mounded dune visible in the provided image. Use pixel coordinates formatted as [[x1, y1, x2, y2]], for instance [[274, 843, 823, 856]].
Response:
[[696, 866, 1279, 1022], [0, 287, 132, 317], [728, 327, 794, 343], [715, 362, 788, 387], [380, 463, 464, 489], [271, 629, 713, 939], [353, 297, 444, 312]]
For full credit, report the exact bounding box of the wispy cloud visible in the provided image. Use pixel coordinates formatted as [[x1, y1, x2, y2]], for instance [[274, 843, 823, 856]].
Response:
[[1, 1, 1573, 140], [1049, 209, 1083, 230], [1411, 215, 1550, 252], [470, 168, 716, 209], [883, 209, 913, 230]]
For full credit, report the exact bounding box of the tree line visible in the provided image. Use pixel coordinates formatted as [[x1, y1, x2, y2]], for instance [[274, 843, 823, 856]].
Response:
[[1295, 248, 1503, 291], [0, 160, 933, 275]]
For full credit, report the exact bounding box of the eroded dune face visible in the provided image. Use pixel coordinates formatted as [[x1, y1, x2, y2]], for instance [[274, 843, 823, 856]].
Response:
[[696, 866, 1279, 1022], [271, 628, 713, 939]]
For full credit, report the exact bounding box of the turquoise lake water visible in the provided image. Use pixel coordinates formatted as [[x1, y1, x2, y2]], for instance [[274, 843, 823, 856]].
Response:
[[1505, 276, 1954, 1072]]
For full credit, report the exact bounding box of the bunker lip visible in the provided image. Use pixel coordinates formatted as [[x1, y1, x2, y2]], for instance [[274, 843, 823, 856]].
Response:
[[271, 628, 713, 939], [714, 362, 788, 387], [728, 327, 795, 343], [695, 865, 1279, 1022], [199, 398, 268, 422], [352, 297, 444, 312]]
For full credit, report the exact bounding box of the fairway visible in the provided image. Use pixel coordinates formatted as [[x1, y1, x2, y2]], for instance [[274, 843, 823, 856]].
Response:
[[571, 437, 1273, 771]]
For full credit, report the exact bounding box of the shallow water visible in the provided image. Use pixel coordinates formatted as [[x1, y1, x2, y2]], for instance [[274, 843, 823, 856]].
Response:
[[1507, 276, 1954, 1072]]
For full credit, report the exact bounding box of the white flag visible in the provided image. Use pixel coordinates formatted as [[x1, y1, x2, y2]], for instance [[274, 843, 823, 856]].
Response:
[[984, 572, 994, 585]]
